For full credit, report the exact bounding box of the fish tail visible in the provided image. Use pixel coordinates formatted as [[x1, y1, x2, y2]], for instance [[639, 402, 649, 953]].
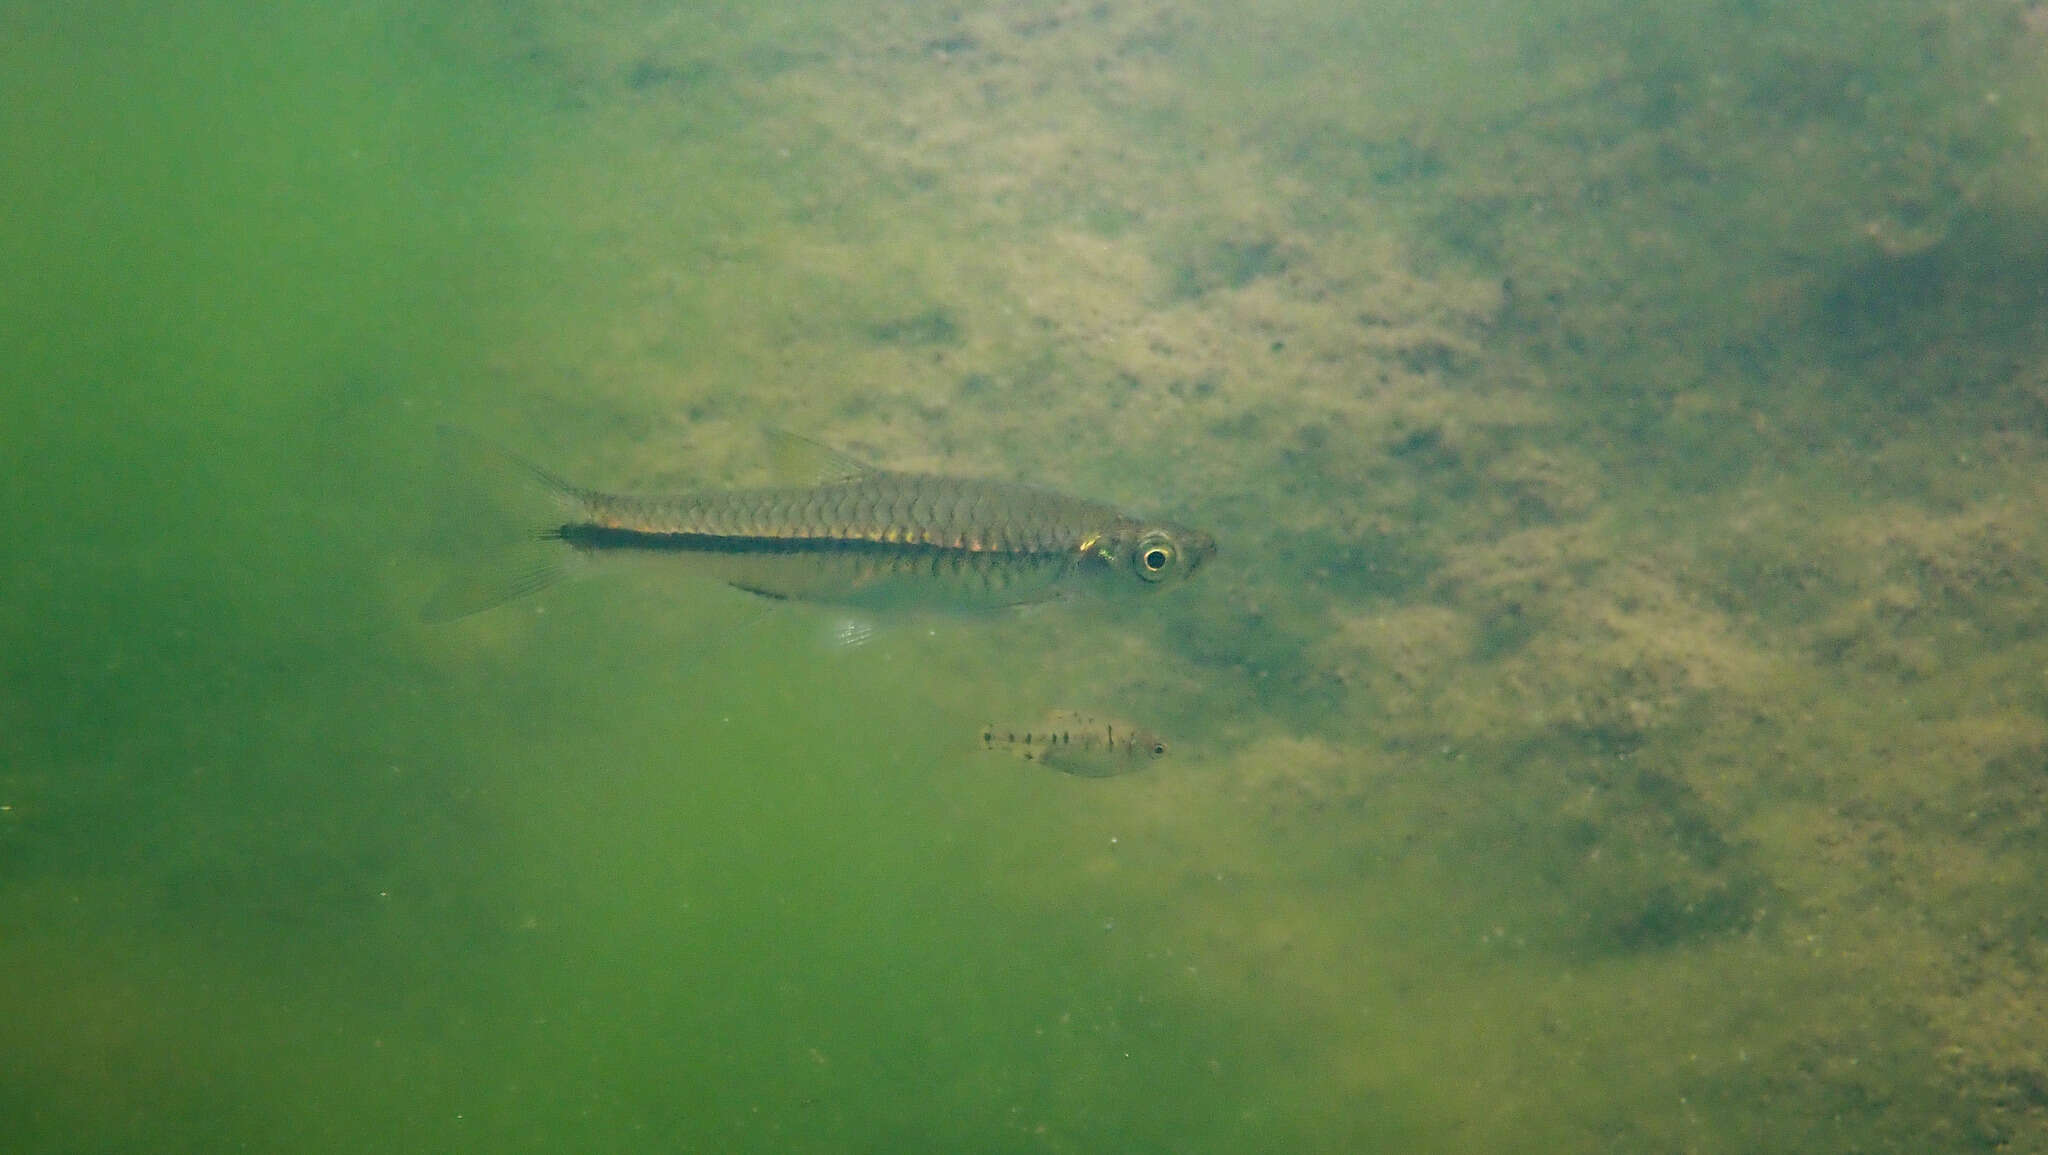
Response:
[[420, 426, 588, 622]]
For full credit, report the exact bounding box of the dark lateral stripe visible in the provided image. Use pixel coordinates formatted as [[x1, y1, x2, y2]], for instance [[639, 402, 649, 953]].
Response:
[[554, 523, 1055, 559]]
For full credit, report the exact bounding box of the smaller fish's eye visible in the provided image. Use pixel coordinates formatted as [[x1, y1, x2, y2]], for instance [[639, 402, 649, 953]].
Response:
[[1149, 741, 1168, 757], [1144, 548, 1170, 571]]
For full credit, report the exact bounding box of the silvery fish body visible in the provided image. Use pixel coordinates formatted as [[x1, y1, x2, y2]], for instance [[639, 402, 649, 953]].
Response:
[[979, 710, 1171, 778], [424, 428, 1214, 621]]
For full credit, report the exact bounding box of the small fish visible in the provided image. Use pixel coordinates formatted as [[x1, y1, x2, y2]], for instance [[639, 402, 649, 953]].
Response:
[[979, 710, 1171, 778], [424, 428, 1215, 621]]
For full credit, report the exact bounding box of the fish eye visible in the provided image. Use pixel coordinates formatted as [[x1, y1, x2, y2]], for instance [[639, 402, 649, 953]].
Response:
[[1134, 532, 1177, 582], [1149, 741, 1168, 757]]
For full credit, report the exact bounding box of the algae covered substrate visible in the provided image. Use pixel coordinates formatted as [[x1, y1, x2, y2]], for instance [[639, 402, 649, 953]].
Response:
[[7, 0, 2048, 1150]]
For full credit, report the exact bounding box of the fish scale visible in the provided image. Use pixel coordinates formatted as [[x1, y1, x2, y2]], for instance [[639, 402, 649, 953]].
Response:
[[633, 478, 1083, 551]]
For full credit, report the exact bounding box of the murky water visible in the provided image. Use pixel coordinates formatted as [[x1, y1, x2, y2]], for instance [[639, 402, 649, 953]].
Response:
[[7, 1, 2048, 1150]]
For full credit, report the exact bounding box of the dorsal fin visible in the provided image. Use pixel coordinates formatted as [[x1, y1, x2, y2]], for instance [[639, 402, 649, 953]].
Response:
[[765, 429, 877, 485]]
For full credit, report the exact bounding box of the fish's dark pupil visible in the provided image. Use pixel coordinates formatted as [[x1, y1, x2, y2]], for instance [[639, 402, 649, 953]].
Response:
[[1151, 743, 1166, 756], [1143, 548, 1169, 571]]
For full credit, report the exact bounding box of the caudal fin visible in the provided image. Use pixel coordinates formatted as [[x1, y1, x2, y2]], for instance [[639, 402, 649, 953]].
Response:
[[420, 426, 586, 623]]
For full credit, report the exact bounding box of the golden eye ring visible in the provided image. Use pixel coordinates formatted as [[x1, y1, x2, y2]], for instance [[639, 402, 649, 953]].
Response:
[[1134, 531, 1177, 582]]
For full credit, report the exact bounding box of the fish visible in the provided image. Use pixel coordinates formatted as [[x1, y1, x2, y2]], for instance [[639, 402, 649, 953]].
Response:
[[978, 710, 1171, 778], [423, 427, 1214, 621]]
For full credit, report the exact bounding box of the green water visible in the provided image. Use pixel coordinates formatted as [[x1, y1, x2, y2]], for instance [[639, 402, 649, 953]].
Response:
[[9, 0, 2048, 1150]]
